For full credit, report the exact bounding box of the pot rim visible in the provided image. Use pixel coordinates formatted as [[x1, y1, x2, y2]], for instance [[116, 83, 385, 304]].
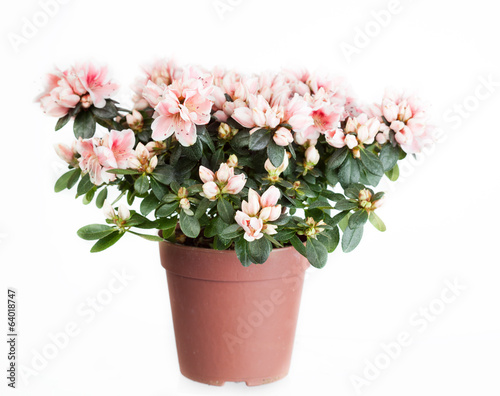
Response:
[[158, 237, 300, 254]]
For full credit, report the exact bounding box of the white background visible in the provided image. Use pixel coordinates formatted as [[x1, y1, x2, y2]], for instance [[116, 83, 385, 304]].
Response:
[[1, 0, 499, 395]]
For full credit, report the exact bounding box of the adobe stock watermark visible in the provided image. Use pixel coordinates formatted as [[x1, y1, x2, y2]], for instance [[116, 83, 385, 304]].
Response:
[[340, 0, 402, 64], [222, 262, 308, 353], [212, 0, 244, 21], [18, 268, 134, 386], [8, 0, 73, 53], [349, 277, 467, 394], [442, 74, 499, 130]]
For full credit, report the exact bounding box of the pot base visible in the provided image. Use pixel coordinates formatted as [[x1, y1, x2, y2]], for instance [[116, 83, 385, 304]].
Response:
[[181, 370, 287, 386]]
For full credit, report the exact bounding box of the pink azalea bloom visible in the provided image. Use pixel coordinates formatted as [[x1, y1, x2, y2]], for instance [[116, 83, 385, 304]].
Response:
[[72, 62, 119, 108], [260, 186, 281, 208], [199, 163, 246, 199], [325, 129, 346, 148], [76, 129, 135, 186], [242, 189, 261, 216], [151, 72, 214, 146], [235, 211, 264, 242]]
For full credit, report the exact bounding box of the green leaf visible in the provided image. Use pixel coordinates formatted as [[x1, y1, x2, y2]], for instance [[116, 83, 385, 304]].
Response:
[[220, 223, 242, 239], [76, 173, 94, 197], [83, 188, 96, 205], [67, 168, 81, 189], [197, 125, 216, 153], [338, 212, 350, 232], [325, 211, 350, 227], [217, 198, 235, 224], [267, 140, 285, 167], [156, 201, 178, 218], [290, 235, 306, 257], [360, 148, 384, 177], [385, 164, 400, 181], [95, 188, 108, 209], [54, 169, 79, 193], [73, 110, 96, 139], [195, 198, 211, 219], [152, 165, 175, 185], [183, 138, 203, 161], [179, 211, 200, 238], [90, 231, 124, 253], [341, 225, 364, 253], [128, 230, 164, 242], [134, 174, 149, 195], [55, 113, 71, 131], [248, 237, 272, 264], [380, 143, 400, 172], [321, 190, 345, 202], [348, 210, 369, 229], [306, 237, 328, 268], [107, 168, 141, 175], [77, 224, 115, 240], [327, 146, 348, 170], [249, 128, 271, 151], [334, 199, 358, 211], [140, 193, 159, 216], [204, 217, 227, 238], [369, 211, 386, 232], [319, 226, 340, 253], [235, 237, 252, 267], [150, 177, 168, 200], [91, 101, 118, 119], [338, 154, 360, 187]]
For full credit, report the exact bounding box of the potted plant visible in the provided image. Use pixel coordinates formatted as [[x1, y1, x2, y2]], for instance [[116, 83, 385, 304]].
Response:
[[37, 60, 435, 386]]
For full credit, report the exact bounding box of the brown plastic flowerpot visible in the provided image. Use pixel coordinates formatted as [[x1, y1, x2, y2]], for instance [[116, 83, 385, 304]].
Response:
[[158, 241, 309, 386]]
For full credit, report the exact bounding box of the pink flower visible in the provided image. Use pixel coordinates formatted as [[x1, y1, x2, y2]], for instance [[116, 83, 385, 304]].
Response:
[[77, 129, 135, 186], [235, 211, 264, 242], [73, 62, 118, 108], [199, 163, 246, 200], [129, 143, 158, 173], [222, 174, 246, 195], [325, 129, 346, 148], [151, 72, 214, 146], [372, 90, 434, 154], [260, 185, 280, 207], [273, 127, 294, 146], [242, 188, 261, 216], [38, 63, 119, 117], [54, 141, 78, 167]]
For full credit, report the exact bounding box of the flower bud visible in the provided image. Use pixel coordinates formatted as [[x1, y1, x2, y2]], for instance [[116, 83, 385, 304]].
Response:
[[216, 163, 232, 183], [126, 110, 144, 132], [179, 197, 191, 210], [199, 165, 215, 184], [102, 200, 115, 220], [218, 122, 238, 140], [358, 189, 372, 202], [373, 196, 386, 209], [80, 94, 92, 109], [178, 187, 188, 199], [227, 154, 238, 168], [223, 173, 246, 195], [117, 204, 131, 221], [273, 127, 294, 146], [202, 181, 220, 200], [304, 145, 320, 170]]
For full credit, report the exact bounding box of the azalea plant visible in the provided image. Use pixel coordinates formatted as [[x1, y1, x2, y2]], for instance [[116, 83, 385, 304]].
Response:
[[38, 60, 434, 268]]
